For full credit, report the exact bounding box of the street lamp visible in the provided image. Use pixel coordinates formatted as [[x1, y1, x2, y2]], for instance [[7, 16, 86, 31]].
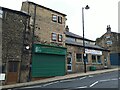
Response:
[[82, 5, 90, 73]]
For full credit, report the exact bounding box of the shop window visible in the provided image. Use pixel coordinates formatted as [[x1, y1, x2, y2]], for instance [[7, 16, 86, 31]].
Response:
[[97, 56, 101, 63], [0, 9, 3, 18], [58, 34, 62, 42], [58, 16, 62, 24], [92, 55, 96, 63], [51, 33, 57, 41], [76, 53, 82, 62], [8, 62, 18, 72], [52, 14, 57, 22]]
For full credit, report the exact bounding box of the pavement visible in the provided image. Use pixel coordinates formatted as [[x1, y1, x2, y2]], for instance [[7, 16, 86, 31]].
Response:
[[1, 67, 119, 89]]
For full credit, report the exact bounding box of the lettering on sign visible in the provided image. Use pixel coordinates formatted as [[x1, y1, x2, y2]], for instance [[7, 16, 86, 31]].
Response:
[[85, 49, 102, 55], [0, 73, 5, 81]]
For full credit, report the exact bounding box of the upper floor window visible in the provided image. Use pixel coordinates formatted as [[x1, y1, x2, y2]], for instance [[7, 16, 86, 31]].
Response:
[[106, 35, 110, 39], [58, 16, 62, 24], [52, 14, 57, 22], [0, 9, 3, 18], [51, 33, 57, 41], [106, 40, 112, 45], [85, 41, 90, 45], [58, 34, 63, 42]]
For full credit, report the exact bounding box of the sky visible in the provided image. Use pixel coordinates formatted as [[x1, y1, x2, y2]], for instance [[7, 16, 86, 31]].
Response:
[[0, 0, 119, 40]]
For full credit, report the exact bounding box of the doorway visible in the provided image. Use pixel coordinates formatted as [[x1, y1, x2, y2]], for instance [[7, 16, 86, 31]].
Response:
[[67, 52, 72, 72], [6, 61, 19, 84]]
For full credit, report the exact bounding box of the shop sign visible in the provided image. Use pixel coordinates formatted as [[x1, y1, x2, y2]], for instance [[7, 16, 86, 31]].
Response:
[[85, 49, 102, 55], [0, 73, 5, 80], [34, 44, 66, 55]]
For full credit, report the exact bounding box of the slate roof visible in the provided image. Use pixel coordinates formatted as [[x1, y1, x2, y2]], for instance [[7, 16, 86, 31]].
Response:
[[0, 6, 30, 17], [65, 40, 109, 51], [65, 31, 95, 42]]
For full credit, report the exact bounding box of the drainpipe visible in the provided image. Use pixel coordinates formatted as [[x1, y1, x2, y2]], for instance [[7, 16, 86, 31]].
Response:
[[28, 3, 36, 81], [18, 17, 27, 83]]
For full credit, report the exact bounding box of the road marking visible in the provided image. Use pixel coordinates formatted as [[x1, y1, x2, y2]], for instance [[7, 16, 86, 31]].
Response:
[[22, 85, 42, 89], [99, 79, 111, 82], [110, 78, 118, 81], [88, 75, 94, 78], [79, 76, 87, 80], [99, 78, 118, 82], [43, 81, 59, 87], [77, 86, 87, 88], [60, 79, 76, 82], [89, 81, 99, 87]]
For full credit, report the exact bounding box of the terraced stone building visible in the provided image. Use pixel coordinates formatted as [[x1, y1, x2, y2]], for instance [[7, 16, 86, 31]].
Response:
[[96, 25, 120, 66], [0, 7, 31, 84], [21, 1, 67, 81]]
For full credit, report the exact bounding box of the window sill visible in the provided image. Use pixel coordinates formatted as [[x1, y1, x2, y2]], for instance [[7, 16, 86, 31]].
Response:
[[92, 63, 102, 65]]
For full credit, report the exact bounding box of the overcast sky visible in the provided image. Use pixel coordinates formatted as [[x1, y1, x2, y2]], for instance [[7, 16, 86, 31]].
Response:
[[0, 0, 119, 40]]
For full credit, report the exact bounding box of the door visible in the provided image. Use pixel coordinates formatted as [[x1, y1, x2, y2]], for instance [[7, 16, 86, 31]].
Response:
[[6, 61, 19, 84], [67, 52, 72, 72]]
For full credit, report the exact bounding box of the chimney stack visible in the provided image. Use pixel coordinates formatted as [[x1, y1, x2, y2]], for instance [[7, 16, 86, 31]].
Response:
[[106, 25, 111, 33], [65, 25, 69, 32]]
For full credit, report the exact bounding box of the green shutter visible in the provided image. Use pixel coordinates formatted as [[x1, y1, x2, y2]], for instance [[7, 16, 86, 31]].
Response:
[[32, 44, 66, 77]]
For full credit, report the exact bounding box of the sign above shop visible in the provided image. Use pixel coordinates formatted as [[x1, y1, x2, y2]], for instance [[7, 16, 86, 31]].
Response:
[[34, 44, 66, 55], [85, 49, 102, 55], [0, 73, 5, 81]]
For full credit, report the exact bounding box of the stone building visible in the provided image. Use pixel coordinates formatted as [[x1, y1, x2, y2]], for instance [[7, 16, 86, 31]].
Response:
[[21, 1, 67, 80], [65, 26, 111, 73], [0, 7, 31, 84], [96, 25, 120, 65]]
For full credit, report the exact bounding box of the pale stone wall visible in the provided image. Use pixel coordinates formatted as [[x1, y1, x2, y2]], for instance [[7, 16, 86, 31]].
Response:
[[21, 2, 66, 47]]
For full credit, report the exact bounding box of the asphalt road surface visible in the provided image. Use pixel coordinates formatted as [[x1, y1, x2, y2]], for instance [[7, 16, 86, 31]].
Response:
[[14, 70, 120, 90]]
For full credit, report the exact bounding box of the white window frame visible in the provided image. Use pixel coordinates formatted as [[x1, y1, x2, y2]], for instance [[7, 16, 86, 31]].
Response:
[[106, 40, 112, 45], [52, 14, 57, 22], [51, 33, 57, 41], [106, 36, 110, 39], [58, 16, 62, 24], [58, 34, 63, 42]]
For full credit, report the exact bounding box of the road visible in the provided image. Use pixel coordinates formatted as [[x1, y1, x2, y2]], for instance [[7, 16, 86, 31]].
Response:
[[14, 71, 120, 90]]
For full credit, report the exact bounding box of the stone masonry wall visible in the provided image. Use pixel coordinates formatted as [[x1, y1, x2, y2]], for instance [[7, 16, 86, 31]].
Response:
[[2, 9, 31, 83], [21, 2, 66, 47]]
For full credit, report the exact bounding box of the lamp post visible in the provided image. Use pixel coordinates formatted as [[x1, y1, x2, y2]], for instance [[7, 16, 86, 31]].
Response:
[[82, 5, 90, 73]]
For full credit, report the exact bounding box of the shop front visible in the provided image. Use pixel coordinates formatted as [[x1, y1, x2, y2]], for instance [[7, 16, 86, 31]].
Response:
[[31, 44, 67, 79], [66, 44, 110, 73]]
